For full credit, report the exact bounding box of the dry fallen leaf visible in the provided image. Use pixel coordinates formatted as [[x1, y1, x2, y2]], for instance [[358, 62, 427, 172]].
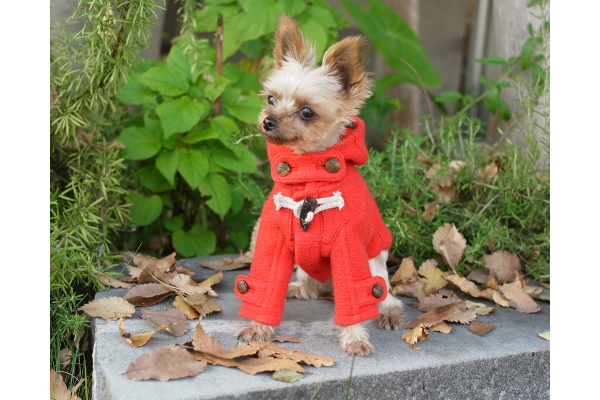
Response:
[[184, 293, 221, 316], [539, 331, 550, 341], [126, 265, 144, 279], [523, 285, 543, 299], [418, 259, 448, 289], [417, 153, 433, 165], [196, 271, 223, 287], [126, 345, 206, 381], [492, 291, 511, 307], [401, 324, 429, 350], [422, 202, 439, 220], [446, 308, 477, 324], [436, 186, 456, 203], [481, 163, 499, 182], [464, 300, 495, 315], [390, 258, 418, 285], [449, 160, 466, 172], [429, 321, 454, 334], [432, 223, 467, 272], [198, 256, 250, 271], [133, 252, 177, 273], [482, 278, 501, 291], [59, 349, 72, 371], [391, 280, 438, 299], [170, 274, 195, 288], [501, 281, 541, 313], [272, 335, 300, 343], [469, 321, 496, 336], [540, 281, 550, 289], [193, 352, 308, 375], [78, 296, 135, 321], [99, 274, 132, 289], [405, 302, 463, 329], [192, 324, 259, 359], [50, 369, 83, 400], [138, 267, 178, 285], [484, 251, 521, 283], [173, 295, 200, 320], [444, 275, 496, 301], [251, 341, 334, 368], [414, 294, 462, 312], [175, 265, 196, 277], [118, 318, 171, 347], [142, 309, 189, 337], [467, 268, 492, 284], [425, 163, 454, 187], [272, 369, 304, 383], [122, 283, 173, 307], [539, 295, 550, 302]]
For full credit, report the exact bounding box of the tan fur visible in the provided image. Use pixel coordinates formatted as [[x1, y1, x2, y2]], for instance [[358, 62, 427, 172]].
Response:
[[273, 15, 314, 69], [234, 321, 274, 341]]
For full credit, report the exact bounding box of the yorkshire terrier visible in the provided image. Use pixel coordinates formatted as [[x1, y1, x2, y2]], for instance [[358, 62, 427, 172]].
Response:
[[233, 15, 405, 356]]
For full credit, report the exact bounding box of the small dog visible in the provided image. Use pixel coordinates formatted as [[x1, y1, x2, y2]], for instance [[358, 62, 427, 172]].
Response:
[[233, 15, 405, 356]]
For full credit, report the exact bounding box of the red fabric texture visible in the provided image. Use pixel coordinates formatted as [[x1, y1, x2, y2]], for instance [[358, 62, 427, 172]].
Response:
[[235, 116, 392, 326]]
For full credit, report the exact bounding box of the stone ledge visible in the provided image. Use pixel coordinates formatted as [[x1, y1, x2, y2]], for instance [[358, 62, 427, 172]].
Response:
[[92, 255, 550, 400]]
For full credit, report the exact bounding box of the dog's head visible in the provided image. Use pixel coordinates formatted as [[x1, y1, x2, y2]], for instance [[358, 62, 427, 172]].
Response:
[[258, 15, 373, 153]]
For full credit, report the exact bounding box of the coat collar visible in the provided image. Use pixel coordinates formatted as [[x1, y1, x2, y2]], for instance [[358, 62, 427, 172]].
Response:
[[266, 117, 368, 184]]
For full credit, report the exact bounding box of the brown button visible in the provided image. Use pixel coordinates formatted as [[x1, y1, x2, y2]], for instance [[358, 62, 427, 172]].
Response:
[[372, 284, 384, 298], [325, 158, 340, 173], [237, 280, 248, 294], [276, 162, 291, 176]]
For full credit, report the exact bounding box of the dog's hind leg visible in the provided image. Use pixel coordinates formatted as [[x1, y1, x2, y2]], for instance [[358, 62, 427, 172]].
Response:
[[338, 323, 375, 356], [234, 321, 275, 341], [369, 250, 406, 330], [287, 265, 333, 299]]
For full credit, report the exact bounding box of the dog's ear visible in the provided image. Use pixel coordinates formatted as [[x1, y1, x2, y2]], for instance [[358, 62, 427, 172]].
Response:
[[273, 15, 314, 69], [322, 36, 370, 96]]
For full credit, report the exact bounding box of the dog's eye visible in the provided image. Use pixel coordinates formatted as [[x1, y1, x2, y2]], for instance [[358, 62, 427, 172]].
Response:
[[300, 107, 314, 120], [268, 95, 275, 105]]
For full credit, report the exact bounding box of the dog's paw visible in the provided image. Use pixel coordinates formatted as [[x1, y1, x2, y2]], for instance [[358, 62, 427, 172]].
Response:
[[286, 282, 318, 299], [340, 340, 376, 356], [376, 306, 406, 330], [234, 321, 274, 342]]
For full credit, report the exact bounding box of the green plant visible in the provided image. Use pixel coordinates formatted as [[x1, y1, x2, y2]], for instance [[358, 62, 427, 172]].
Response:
[[50, 0, 161, 397]]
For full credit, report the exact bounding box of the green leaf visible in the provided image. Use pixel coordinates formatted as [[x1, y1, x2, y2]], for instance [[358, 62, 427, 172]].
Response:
[[272, 369, 304, 383], [300, 19, 328, 62], [178, 148, 209, 189], [230, 188, 244, 215], [476, 56, 505, 65], [498, 99, 511, 121], [117, 76, 158, 105], [280, 0, 306, 16], [118, 126, 162, 160], [167, 37, 199, 84], [199, 173, 232, 219], [137, 165, 175, 192], [341, 0, 441, 87], [527, 0, 542, 6], [156, 96, 207, 138], [126, 194, 163, 226], [172, 224, 216, 257], [138, 66, 189, 97], [528, 23, 534, 37], [484, 85, 500, 114], [181, 125, 219, 144], [211, 115, 239, 136], [155, 149, 179, 185], [435, 91, 462, 103], [305, 5, 336, 29], [195, 4, 240, 32], [204, 75, 232, 101], [520, 38, 534, 71], [211, 142, 257, 173], [224, 96, 263, 124], [478, 76, 496, 86], [497, 81, 510, 87], [163, 215, 184, 232]]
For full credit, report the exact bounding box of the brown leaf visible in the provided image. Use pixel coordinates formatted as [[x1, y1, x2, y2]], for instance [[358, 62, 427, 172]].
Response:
[[134, 252, 177, 273], [390, 258, 418, 285], [522, 285, 543, 299], [118, 276, 137, 283], [482, 278, 501, 291], [418, 259, 448, 289], [173, 295, 199, 320], [118, 318, 171, 347], [417, 153, 433, 165], [469, 321, 496, 336], [467, 268, 492, 284], [432, 223, 466, 272], [481, 163, 499, 182], [444, 275, 496, 301], [138, 266, 178, 285], [449, 160, 466, 172], [78, 296, 135, 321], [540, 281, 550, 289], [250, 341, 334, 368], [414, 294, 462, 312], [122, 283, 173, 306], [422, 202, 439, 220], [539, 295, 550, 302], [429, 322, 454, 334], [59, 349, 72, 370], [272, 335, 300, 343], [185, 293, 221, 316], [192, 352, 308, 375], [501, 281, 541, 313], [446, 308, 477, 324], [539, 331, 550, 341], [126, 265, 144, 279], [464, 300, 495, 315], [198, 256, 250, 271], [197, 271, 223, 287], [401, 324, 429, 350], [126, 345, 206, 381], [484, 251, 521, 283], [391, 280, 438, 299], [142, 309, 189, 337], [192, 323, 260, 359], [425, 163, 454, 187], [174, 265, 196, 277], [434, 185, 456, 203], [493, 291, 511, 307], [405, 302, 463, 328], [99, 275, 132, 289], [50, 369, 83, 400]]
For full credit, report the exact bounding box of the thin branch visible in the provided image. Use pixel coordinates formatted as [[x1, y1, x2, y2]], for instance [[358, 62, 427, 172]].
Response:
[[460, 193, 500, 229], [396, 56, 436, 128]]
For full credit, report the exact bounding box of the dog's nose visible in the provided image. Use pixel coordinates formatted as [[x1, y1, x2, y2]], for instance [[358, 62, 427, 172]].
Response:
[[263, 117, 277, 131]]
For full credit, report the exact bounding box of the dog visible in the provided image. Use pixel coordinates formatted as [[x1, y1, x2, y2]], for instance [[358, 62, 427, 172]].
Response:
[[233, 15, 405, 356]]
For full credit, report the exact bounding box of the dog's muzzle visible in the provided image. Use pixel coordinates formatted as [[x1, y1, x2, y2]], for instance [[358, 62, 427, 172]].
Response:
[[273, 191, 345, 231]]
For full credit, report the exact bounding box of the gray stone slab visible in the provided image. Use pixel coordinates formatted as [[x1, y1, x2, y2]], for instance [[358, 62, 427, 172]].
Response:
[[92, 255, 550, 400]]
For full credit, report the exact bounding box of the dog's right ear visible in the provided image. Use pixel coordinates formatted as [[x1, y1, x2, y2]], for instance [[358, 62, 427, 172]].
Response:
[[273, 15, 314, 69]]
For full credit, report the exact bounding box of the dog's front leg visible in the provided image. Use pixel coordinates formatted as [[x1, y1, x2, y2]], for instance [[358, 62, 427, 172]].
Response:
[[287, 265, 333, 299], [369, 250, 406, 330], [338, 323, 375, 356], [234, 321, 275, 342]]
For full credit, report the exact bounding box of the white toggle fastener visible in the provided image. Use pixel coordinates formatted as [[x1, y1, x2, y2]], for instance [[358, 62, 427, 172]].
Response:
[[273, 191, 345, 223]]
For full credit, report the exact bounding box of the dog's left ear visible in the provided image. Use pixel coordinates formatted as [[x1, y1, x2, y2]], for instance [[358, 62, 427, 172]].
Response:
[[322, 36, 370, 97]]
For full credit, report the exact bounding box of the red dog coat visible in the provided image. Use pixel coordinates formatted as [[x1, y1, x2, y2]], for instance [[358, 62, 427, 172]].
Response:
[[234, 117, 392, 326]]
